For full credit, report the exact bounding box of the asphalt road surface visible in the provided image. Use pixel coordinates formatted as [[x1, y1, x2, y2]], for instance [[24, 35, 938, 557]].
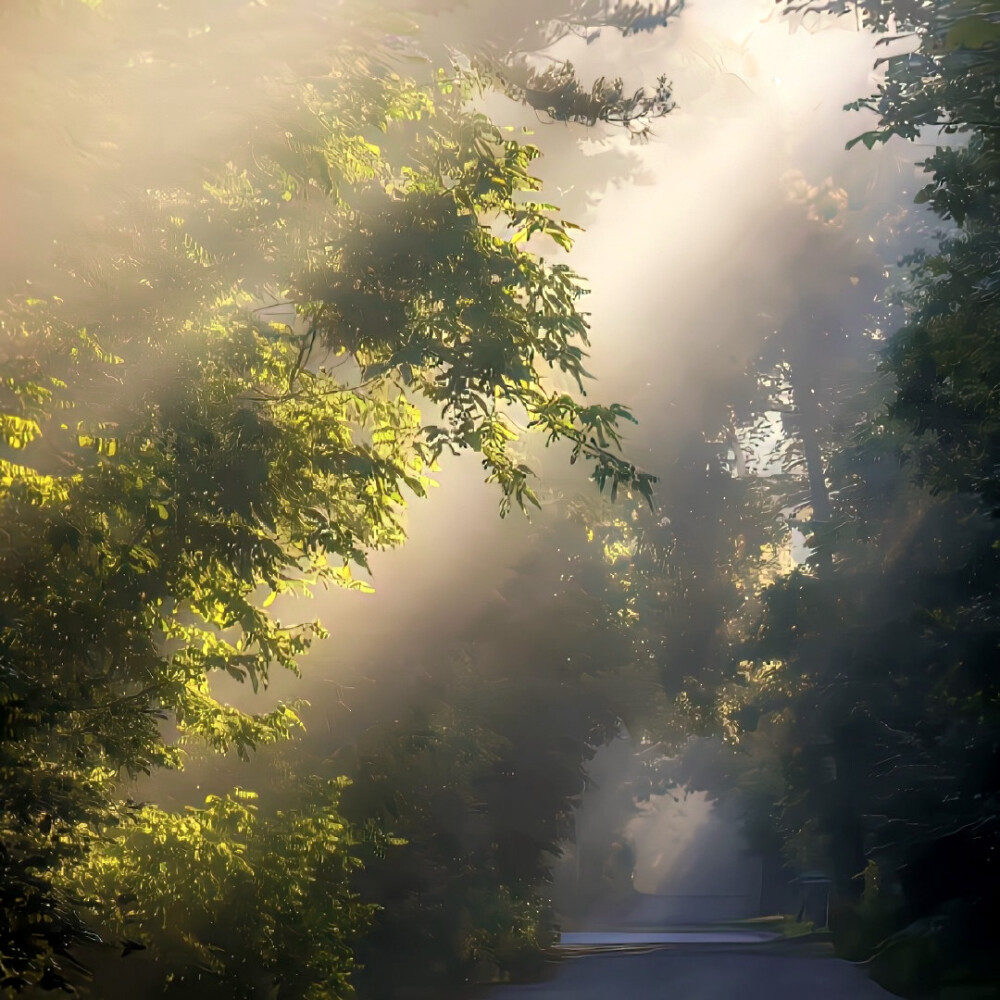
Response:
[[486, 949, 897, 999]]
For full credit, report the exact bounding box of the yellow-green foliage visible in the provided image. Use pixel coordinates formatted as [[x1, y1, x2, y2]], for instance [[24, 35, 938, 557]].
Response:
[[0, 0, 649, 993], [61, 784, 374, 998]]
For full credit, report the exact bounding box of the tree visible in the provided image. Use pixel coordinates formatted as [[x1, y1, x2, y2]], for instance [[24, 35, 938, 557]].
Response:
[[0, 0, 664, 990], [690, 4, 1000, 991], [60, 783, 376, 999], [309, 504, 670, 997]]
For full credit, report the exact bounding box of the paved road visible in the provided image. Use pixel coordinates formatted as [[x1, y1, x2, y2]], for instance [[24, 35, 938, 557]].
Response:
[[486, 949, 896, 999]]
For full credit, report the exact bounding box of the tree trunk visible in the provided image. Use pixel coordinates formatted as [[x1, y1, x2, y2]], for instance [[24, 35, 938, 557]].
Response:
[[790, 368, 833, 573]]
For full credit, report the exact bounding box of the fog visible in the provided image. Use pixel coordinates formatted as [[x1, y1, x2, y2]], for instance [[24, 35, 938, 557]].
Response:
[[7, 0, 967, 994], [193, 0, 924, 680], [137, 11, 942, 957], [146, 0, 932, 890]]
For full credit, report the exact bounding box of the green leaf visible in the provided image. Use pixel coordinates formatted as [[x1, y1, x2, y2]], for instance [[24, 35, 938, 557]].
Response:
[[845, 130, 883, 151]]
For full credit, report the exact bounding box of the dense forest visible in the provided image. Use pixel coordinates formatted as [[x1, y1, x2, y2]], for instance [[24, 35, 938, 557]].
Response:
[[1, 0, 998, 997]]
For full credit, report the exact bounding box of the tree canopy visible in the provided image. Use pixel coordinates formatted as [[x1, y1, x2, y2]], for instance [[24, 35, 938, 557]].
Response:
[[0, 0, 665, 992], [662, 3, 1000, 993]]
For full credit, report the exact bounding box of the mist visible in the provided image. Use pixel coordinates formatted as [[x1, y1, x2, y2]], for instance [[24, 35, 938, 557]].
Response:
[[7, 0, 986, 997], [197, 0, 925, 690], [150, 0, 929, 904]]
